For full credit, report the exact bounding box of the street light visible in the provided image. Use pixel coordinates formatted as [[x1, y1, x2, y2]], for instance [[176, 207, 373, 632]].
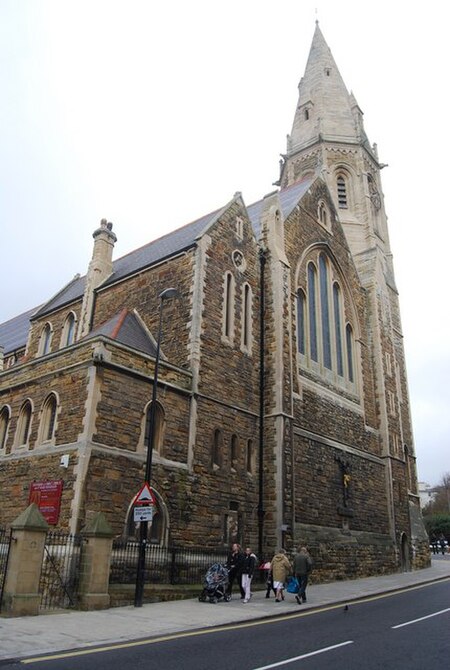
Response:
[[134, 287, 179, 607]]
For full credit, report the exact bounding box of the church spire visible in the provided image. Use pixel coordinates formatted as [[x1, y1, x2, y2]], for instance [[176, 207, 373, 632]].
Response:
[[287, 22, 364, 156]]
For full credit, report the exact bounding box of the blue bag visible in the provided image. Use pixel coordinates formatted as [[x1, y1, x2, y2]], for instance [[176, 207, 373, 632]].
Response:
[[286, 576, 299, 594]]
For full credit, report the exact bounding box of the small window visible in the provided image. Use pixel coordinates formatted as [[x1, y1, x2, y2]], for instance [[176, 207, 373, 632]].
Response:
[[318, 201, 329, 226], [39, 323, 53, 355], [16, 400, 32, 447], [0, 406, 10, 451], [61, 313, 76, 347], [212, 429, 222, 468], [241, 283, 252, 352], [346, 324, 354, 383], [223, 272, 235, 342], [39, 394, 58, 443], [236, 216, 244, 240], [304, 108, 309, 120], [231, 434, 238, 471], [246, 439, 255, 475]]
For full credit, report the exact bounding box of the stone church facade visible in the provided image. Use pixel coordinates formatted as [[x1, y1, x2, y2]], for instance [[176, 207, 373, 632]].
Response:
[[0, 24, 429, 579]]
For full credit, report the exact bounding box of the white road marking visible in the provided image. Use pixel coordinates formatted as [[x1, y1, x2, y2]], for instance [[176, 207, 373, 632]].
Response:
[[251, 640, 354, 669], [392, 607, 450, 629]]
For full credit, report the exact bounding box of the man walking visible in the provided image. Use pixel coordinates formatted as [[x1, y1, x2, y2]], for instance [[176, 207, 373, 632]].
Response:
[[293, 546, 313, 604]]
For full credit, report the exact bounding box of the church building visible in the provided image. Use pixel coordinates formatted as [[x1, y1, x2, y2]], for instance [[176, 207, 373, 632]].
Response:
[[0, 23, 429, 580]]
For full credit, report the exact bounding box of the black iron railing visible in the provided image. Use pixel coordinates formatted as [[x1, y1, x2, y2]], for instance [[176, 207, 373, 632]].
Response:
[[39, 530, 83, 610], [110, 540, 228, 585]]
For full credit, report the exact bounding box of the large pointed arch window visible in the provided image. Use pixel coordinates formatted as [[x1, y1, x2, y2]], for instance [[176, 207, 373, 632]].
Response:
[[126, 490, 167, 545], [296, 250, 357, 390]]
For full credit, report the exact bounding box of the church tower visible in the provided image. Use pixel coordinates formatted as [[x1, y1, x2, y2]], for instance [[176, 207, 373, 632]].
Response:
[[279, 22, 421, 559]]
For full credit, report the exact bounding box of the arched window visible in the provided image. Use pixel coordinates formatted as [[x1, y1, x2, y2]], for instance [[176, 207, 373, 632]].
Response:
[[333, 283, 344, 377], [231, 434, 238, 471], [241, 283, 252, 352], [336, 174, 348, 208], [297, 251, 357, 389], [307, 263, 318, 362], [346, 324, 355, 383], [212, 429, 222, 468], [39, 323, 53, 356], [223, 272, 235, 342], [0, 406, 10, 451], [319, 255, 332, 369], [144, 402, 165, 456], [126, 490, 167, 545], [61, 313, 76, 347], [296, 290, 306, 355], [318, 201, 329, 227], [16, 400, 32, 447], [39, 394, 58, 443], [246, 439, 255, 475]]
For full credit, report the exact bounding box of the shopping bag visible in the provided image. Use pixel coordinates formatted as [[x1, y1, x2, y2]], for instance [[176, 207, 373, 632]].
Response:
[[286, 576, 299, 594]]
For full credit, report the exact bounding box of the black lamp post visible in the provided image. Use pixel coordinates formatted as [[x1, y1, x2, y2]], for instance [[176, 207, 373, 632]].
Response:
[[134, 287, 179, 608]]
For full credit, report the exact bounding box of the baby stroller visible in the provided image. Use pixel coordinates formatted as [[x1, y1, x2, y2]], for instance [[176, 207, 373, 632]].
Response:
[[198, 562, 231, 603]]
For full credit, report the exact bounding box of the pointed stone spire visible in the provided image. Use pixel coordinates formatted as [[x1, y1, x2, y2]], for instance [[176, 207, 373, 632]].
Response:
[[287, 22, 361, 155]]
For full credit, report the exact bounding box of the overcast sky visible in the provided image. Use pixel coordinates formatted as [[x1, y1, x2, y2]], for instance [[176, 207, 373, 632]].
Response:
[[0, 0, 448, 486]]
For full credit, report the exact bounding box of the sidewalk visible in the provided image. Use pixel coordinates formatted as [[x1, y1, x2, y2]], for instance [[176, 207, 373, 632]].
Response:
[[1, 557, 449, 663]]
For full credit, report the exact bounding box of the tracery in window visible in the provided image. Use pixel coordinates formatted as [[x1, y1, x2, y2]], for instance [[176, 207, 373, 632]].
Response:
[[297, 251, 357, 389]]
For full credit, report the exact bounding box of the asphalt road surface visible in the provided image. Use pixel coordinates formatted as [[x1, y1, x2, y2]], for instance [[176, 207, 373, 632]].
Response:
[[8, 580, 450, 670]]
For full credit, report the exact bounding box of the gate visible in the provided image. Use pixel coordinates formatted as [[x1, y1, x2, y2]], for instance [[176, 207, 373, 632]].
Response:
[[0, 526, 12, 612], [39, 530, 83, 611]]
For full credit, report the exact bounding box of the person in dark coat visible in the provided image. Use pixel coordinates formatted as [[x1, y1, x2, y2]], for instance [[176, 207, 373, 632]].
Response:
[[226, 543, 245, 598], [293, 546, 313, 604], [241, 547, 257, 603]]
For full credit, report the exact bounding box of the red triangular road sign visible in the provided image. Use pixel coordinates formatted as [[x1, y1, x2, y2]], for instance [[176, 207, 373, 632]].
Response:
[[134, 482, 156, 506]]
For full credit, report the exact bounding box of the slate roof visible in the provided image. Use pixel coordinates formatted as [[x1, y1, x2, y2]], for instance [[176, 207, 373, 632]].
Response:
[[84, 309, 157, 357], [0, 306, 40, 356], [0, 178, 316, 359]]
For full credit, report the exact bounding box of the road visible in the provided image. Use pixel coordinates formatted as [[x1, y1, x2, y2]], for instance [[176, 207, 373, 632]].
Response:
[[7, 580, 450, 669]]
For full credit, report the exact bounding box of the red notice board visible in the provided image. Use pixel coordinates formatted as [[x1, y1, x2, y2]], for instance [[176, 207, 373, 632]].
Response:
[[29, 480, 63, 525]]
